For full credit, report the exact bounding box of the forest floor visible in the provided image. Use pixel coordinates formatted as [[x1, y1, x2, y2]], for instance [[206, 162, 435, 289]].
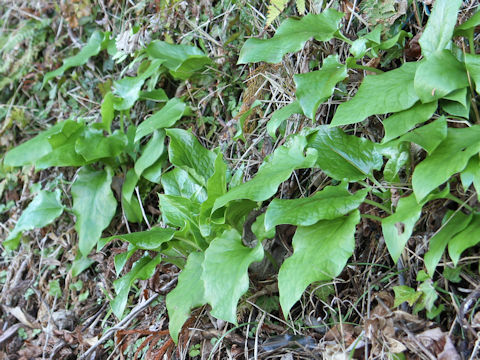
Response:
[[1, 0, 480, 359]]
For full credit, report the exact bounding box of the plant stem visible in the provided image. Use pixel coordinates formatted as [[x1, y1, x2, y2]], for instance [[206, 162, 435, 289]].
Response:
[[363, 198, 392, 214], [360, 213, 383, 222]]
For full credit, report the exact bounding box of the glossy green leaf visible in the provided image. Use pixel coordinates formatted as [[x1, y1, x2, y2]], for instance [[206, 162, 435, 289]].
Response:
[[36, 120, 87, 170], [114, 246, 136, 276], [265, 184, 367, 230], [294, 55, 347, 119], [278, 210, 360, 318], [440, 88, 469, 119], [161, 168, 207, 202], [72, 166, 117, 256], [112, 59, 164, 111], [381, 142, 410, 183], [71, 255, 95, 277], [454, 11, 480, 37], [252, 213, 275, 241], [166, 129, 216, 185], [111, 253, 162, 318], [418, 0, 462, 58], [167, 252, 206, 343], [414, 50, 468, 103], [147, 40, 211, 79], [134, 130, 165, 177], [121, 168, 143, 224], [135, 98, 187, 142], [449, 214, 480, 266], [100, 227, 176, 251], [382, 193, 423, 263], [213, 135, 317, 211], [4, 189, 64, 250], [142, 155, 167, 184], [412, 126, 480, 202], [461, 155, 480, 194], [139, 89, 168, 102], [331, 62, 419, 126], [393, 286, 422, 307], [100, 92, 114, 134], [267, 101, 303, 139], [415, 280, 438, 314], [43, 31, 105, 85], [307, 126, 383, 181], [424, 211, 472, 275], [75, 128, 127, 162], [397, 116, 447, 154], [4, 122, 67, 167], [202, 229, 264, 323], [382, 101, 437, 143], [464, 53, 480, 93], [238, 10, 344, 64]]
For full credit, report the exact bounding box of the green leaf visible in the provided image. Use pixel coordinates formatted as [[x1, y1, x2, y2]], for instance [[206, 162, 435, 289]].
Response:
[[166, 129, 216, 185], [418, 0, 462, 58], [167, 252, 206, 343], [238, 10, 344, 64], [134, 130, 166, 177], [464, 53, 480, 93], [278, 210, 360, 318], [252, 213, 275, 241], [382, 101, 437, 143], [71, 254, 95, 277], [461, 155, 480, 194], [4, 189, 64, 250], [161, 168, 207, 202], [294, 55, 347, 119], [147, 40, 211, 79], [331, 62, 419, 126], [75, 128, 127, 162], [36, 120, 87, 170], [100, 92, 114, 134], [121, 168, 143, 224], [393, 286, 422, 307], [135, 98, 187, 142], [265, 184, 367, 230], [382, 193, 422, 263], [202, 229, 264, 323], [412, 126, 480, 202], [72, 166, 117, 256], [449, 214, 480, 266], [454, 11, 480, 37], [43, 31, 105, 85], [267, 101, 303, 139], [415, 280, 438, 313], [112, 59, 164, 111], [213, 135, 317, 211], [381, 142, 410, 183], [49, 280, 62, 298], [100, 227, 176, 251], [414, 50, 468, 103], [114, 247, 137, 276], [111, 253, 162, 318], [424, 211, 472, 275], [396, 116, 447, 154], [307, 126, 383, 181]]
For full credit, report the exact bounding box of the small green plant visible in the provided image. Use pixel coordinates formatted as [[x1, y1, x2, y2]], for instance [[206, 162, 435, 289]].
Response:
[[3, 0, 480, 346]]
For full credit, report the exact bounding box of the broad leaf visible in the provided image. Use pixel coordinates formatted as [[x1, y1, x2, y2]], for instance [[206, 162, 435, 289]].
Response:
[[461, 156, 480, 195], [393, 286, 422, 307], [424, 211, 472, 275], [147, 40, 211, 79], [418, 0, 462, 58], [166, 252, 206, 343], [4, 189, 64, 250], [213, 135, 317, 211], [464, 53, 480, 93], [454, 11, 480, 37], [307, 126, 383, 181], [278, 210, 360, 317], [100, 92, 115, 134], [414, 50, 468, 103], [381, 193, 423, 263], [238, 10, 344, 64], [100, 227, 176, 251], [111, 253, 162, 318], [265, 184, 367, 230], [161, 168, 207, 202], [267, 101, 303, 139], [121, 169, 142, 223], [72, 166, 117, 256], [449, 214, 480, 266], [166, 129, 216, 185], [134, 130, 165, 177], [159, 194, 200, 228], [397, 116, 447, 154], [331, 62, 419, 126], [135, 98, 186, 142], [382, 101, 437, 143], [202, 229, 264, 323], [412, 126, 480, 202], [75, 128, 127, 162], [43, 31, 105, 85], [294, 55, 347, 119]]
